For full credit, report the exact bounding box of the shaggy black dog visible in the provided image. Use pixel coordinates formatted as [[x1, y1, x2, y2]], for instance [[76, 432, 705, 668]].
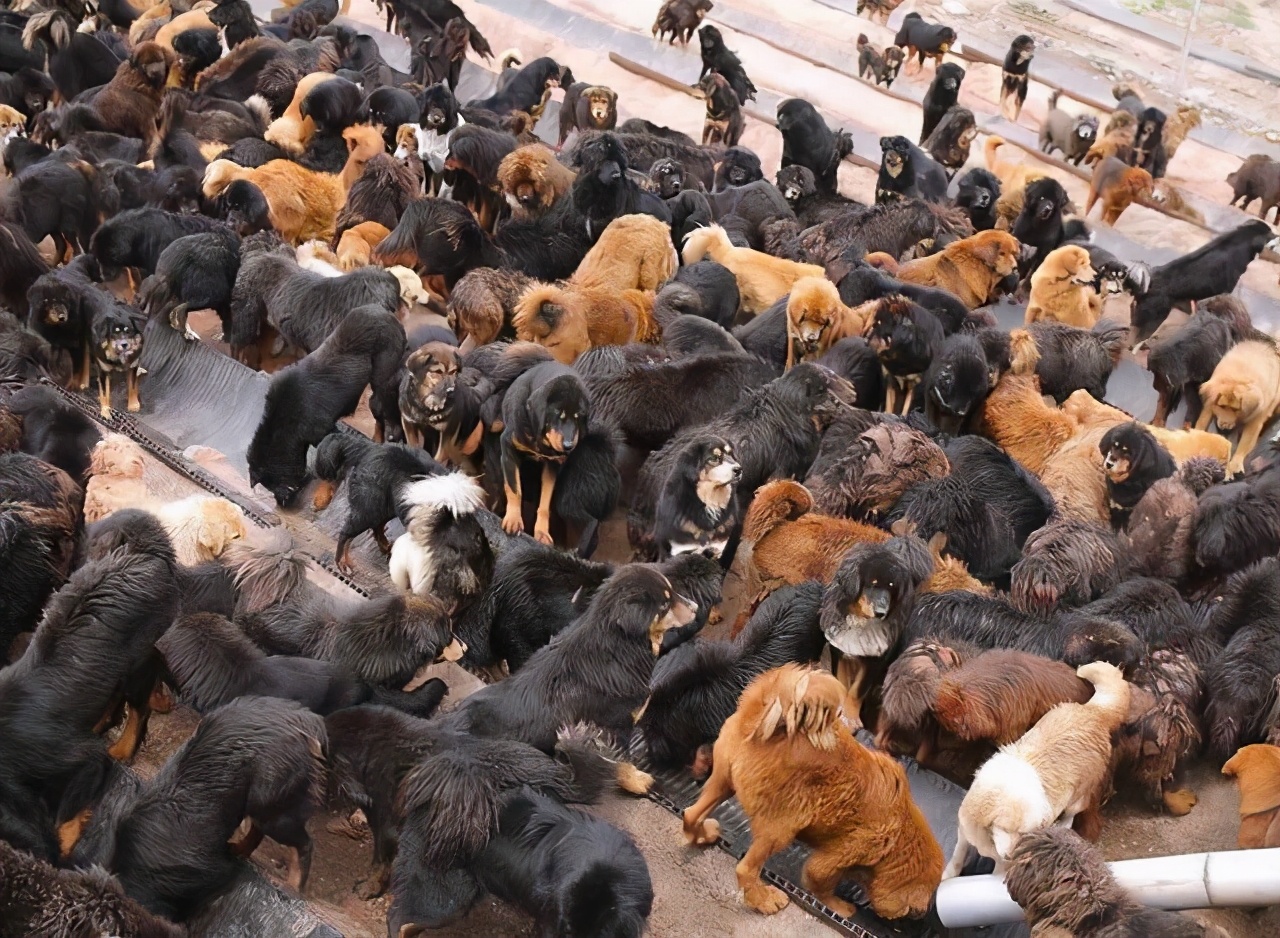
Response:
[[570, 132, 672, 240], [629, 433, 743, 561], [712, 145, 764, 190], [92, 161, 202, 218], [672, 260, 741, 328], [156, 612, 447, 717], [136, 228, 242, 339], [297, 77, 369, 172], [817, 338, 886, 411], [246, 305, 406, 506], [1146, 308, 1237, 429], [776, 98, 853, 194], [1011, 519, 1128, 615], [1004, 827, 1206, 937], [637, 581, 824, 771], [1192, 463, 1280, 578], [26, 254, 113, 392], [312, 431, 443, 569], [890, 435, 1055, 587], [876, 135, 948, 204], [444, 565, 697, 754], [210, 178, 272, 234], [1131, 106, 1168, 178], [468, 56, 563, 115], [697, 25, 756, 105], [230, 234, 401, 362], [95, 697, 326, 918], [89, 208, 225, 280], [999, 35, 1035, 123], [706, 178, 794, 249], [1011, 176, 1077, 276], [1100, 422, 1177, 531], [954, 168, 1001, 231], [837, 262, 968, 335], [0, 838, 183, 938], [4, 385, 100, 480], [477, 789, 653, 938], [893, 12, 957, 70], [776, 164, 859, 227], [921, 332, 990, 434], [367, 86, 420, 150], [1021, 321, 1128, 403], [0, 220, 50, 320], [0, 146, 96, 260], [866, 294, 944, 414], [923, 107, 978, 178], [1205, 558, 1280, 759], [920, 62, 965, 144], [1133, 220, 1277, 340]]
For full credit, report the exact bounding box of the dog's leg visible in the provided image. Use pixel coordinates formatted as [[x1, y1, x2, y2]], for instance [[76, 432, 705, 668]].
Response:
[[403, 420, 424, 449], [883, 375, 897, 415], [1151, 388, 1171, 428], [334, 535, 354, 573], [682, 760, 734, 846], [285, 840, 313, 891], [1193, 405, 1214, 433], [803, 853, 857, 919], [736, 823, 794, 914], [372, 525, 393, 555], [533, 462, 558, 545], [616, 762, 655, 796], [126, 367, 140, 413], [372, 419, 385, 444], [98, 371, 112, 420], [901, 378, 917, 415], [229, 820, 265, 857], [941, 825, 972, 879], [312, 480, 337, 510], [80, 342, 93, 391], [57, 808, 93, 858], [835, 655, 868, 729], [106, 701, 150, 762], [502, 476, 524, 535], [1229, 413, 1267, 476]]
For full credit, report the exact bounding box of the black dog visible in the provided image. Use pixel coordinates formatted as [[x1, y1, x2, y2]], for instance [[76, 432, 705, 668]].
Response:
[[921, 332, 991, 434], [923, 107, 978, 178], [920, 62, 965, 144], [1011, 176, 1076, 276], [1133, 219, 1277, 340], [0, 157, 97, 261], [1205, 558, 1280, 758], [4, 385, 101, 480], [712, 145, 764, 190], [876, 135, 948, 204], [570, 131, 672, 240], [699, 71, 744, 147], [776, 164, 859, 227], [1100, 422, 1176, 531], [90, 298, 145, 419], [1146, 306, 1238, 429], [1021, 321, 1127, 403], [136, 228, 242, 340], [498, 360, 591, 545], [697, 24, 756, 105], [468, 56, 563, 115], [89, 208, 225, 281], [1131, 106, 1168, 178], [776, 98, 853, 194], [893, 12, 957, 72], [634, 433, 743, 560], [246, 304, 406, 506], [26, 254, 114, 391], [866, 294, 944, 416], [1000, 35, 1035, 122], [856, 33, 904, 88]]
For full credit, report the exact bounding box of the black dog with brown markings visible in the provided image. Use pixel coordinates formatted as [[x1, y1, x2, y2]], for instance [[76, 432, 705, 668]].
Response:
[[999, 35, 1035, 123], [857, 34, 905, 88], [26, 255, 112, 392], [90, 299, 145, 419], [697, 25, 756, 105], [468, 56, 563, 116], [920, 63, 965, 144], [1100, 422, 1176, 531], [894, 13, 957, 72]]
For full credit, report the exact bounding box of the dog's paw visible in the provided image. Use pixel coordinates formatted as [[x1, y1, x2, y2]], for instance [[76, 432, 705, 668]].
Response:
[[1163, 788, 1197, 816], [533, 525, 554, 546], [743, 883, 790, 915], [616, 762, 654, 795], [354, 866, 389, 900], [501, 511, 524, 535], [684, 817, 720, 846]]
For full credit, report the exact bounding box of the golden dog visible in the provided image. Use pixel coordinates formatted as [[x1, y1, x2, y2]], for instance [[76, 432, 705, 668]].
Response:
[[682, 225, 826, 314], [785, 277, 869, 368], [1222, 743, 1280, 848], [897, 230, 1022, 309], [683, 665, 943, 920], [497, 143, 576, 219], [1025, 245, 1098, 328], [1196, 339, 1280, 475]]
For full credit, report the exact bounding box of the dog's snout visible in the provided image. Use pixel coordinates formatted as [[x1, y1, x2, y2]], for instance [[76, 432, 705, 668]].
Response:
[[672, 593, 698, 625], [864, 586, 892, 618]]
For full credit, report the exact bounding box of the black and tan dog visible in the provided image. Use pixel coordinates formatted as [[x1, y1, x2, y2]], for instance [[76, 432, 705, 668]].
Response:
[[893, 12, 957, 74], [856, 34, 905, 88], [91, 300, 145, 419], [698, 71, 744, 147], [499, 360, 591, 545], [646, 433, 743, 560], [1000, 35, 1035, 123], [1100, 421, 1176, 531]]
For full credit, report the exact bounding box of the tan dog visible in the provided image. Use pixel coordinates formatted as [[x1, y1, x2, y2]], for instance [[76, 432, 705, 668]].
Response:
[[1025, 245, 1098, 328], [785, 277, 868, 368], [1062, 390, 1232, 466], [897, 230, 1022, 309], [1222, 743, 1280, 848], [1162, 105, 1201, 161], [944, 661, 1130, 878], [335, 221, 391, 271], [513, 283, 655, 363], [682, 225, 826, 314], [152, 495, 247, 566], [571, 214, 678, 294], [984, 135, 1046, 195], [498, 144, 576, 219], [0, 104, 24, 147], [1085, 157, 1153, 226], [84, 434, 151, 523], [1084, 111, 1136, 167], [683, 665, 943, 920], [1197, 339, 1280, 475]]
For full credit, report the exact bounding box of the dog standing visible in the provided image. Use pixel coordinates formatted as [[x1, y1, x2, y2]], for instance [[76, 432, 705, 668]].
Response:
[[857, 34, 904, 88], [699, 72, 744, 147], [1000, 35, 1035, 123]]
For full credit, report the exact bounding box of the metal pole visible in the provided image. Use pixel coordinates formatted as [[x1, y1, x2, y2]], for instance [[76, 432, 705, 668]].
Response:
[[1177, 0, 1205, 93]]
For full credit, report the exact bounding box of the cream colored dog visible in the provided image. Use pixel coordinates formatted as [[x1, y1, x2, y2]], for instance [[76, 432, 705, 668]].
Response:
[[1196, 339, 1280, 476]]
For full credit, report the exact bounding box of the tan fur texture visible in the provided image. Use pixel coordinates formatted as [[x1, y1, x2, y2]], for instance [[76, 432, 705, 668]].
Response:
[[984, 135, 1046, 195], [84, 434, 150, 523], [976, 375, 1077, 475], [571, 214, 678, 295], [151, 496, 247, 566], [1196, 339, 1280, 475], [498, 144, 576, 219], [682, 225, 826, 314], [1162, 106, 1201, 160], [335, 221, 391, 271], [203, 158, 347, 245], [152, 8, 214, 50], [1222, 744, 1280, 848], [1085, 112, 1136, 167], [1085, 158, 1153, 226], [1041, 427, 1110, 525], [1025, 246, 1098, 328], [785, 278, 869, 367], [897, 230, 1021, 309], [0, 104, 25, 140], [1063, 391, 1232, 466], [683, 665, 943, 920], [265, 72, 337, 155], [513, 282, 655, 363]]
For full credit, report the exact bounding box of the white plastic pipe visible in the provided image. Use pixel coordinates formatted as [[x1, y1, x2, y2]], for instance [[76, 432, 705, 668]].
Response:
[[936, 848, 1280, 928]]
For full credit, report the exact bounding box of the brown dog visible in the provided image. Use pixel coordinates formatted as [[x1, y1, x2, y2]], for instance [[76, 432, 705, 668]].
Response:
[[91, 42, 175, 148], [1195, 339, 1280, 475], [1084, 111, 1137, 167], [1222, 743, 1280, 848], [897, 230, 1022, 309], [498, 143, 576, 219], [1025, 245, 1098, 328], [785, 277, 868, 368], [1085, 157, 1153, 226], [513, 282, 655, 363], [684, 665, 943, 919], [1162, 105, 1201, 161]]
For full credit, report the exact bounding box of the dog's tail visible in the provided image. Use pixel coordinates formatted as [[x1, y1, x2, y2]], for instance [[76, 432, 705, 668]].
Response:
[[1046, 89, 1060, 112], [1008, 329, 1039, 375], [511, 282, 568, 343], [983, 135, 1006, 171], [554, 723, 623, 803], [312, 430, 375, 484], [134, 273, 172, 321], [750, 665, 843, 750], [243, 95, 272, 133], [1090, 321, 1129, 366], [22, 9, 73, 51], [680, 224, 728, 265], [1077, 661, 1131, 729], [401, 471, 485, 523], [222, 527, 307, 613], [741, 479, 813, 546]]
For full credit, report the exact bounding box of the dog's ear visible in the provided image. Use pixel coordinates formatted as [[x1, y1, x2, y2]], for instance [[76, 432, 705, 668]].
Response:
[[745, 697, 785, 742]]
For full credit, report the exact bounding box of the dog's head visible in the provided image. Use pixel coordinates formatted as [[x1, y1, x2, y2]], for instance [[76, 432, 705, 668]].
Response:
[[1204, 377, 1257, 431], [1123, 166, 1154, 200], [583, 86, 617, 126], [420, 82, 459, 131], [1071, 114, 1099, 143], [879, 135, 913, 178], [776, 163, 816, 205], [89, 433, 147, 480], [786, 275, 842, 358], [1011, 34, 1035, 63], [883, 46, 905, 71], [713, 146, 762, 189], [129, 42, 176, 93], [404, 343, 460, 424], [98, 308, 144, 367], [1134, 106, 1165, 149], [1048, 245, 1096, 285], [690, 436, 740, 512], [0, 104, 25, 145], [698, 23, 724, 53], [498, 144, 562, 213], [821, 537, 935, 658], [648, 157, 685, 199], [192, 497, 247, 558], [529, 372, 589, 456], [575, 132, 628, 187], [936, 62, 965, 92], [595, 565, 697, 656], [1099, 421, 1158, 483], [965, 229, 1022, 277]]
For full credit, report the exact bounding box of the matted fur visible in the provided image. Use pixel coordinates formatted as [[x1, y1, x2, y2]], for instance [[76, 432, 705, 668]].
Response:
[[222, 527, 307, 614], [876, 638, 974, 756], [805, 420, 950, 520], [1121, 457, 1224, 581], [389, 472, 487, 599], [976, 374, 1077, 476], [1222, 744, 1280, 848], [681, 225, 826, 315], [1085, 157, 1153, 227], [683, 664, 943, 919], [448, 268, 535, 346], [202, 158, 346, 244], [1011, 519, 1127, 613], [945, 661, 1131, 878], [896, 230, 1021, 309], [570, 214, 678, 294], [513, 282, 656, 363], [84, 433, 149, 523], [1025, 245, 1098, 328], [498, 144, 576, 219]]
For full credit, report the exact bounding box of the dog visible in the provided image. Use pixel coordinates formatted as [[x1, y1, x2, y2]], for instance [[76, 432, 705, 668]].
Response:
[[1011, 518, 1128, 613], [776, 98, 853, 194], [923, 107, 978, 178], [683, 664, 943, 918], [698, 71, 744, 147], [1162, 105, 1201, 161], [1085, 156, 1153, 226], [85, 42, 175, 148], [1025, 245, 1099, 328], [864, 294, 944, 414], [894, 12, 957, 73], [682, 225, 827, 314], [1205, 559, 1280, 757], [558, 83, 618, 145], [653, 0, 713, 44], [920, 62, 965, 144], [389, 471, 492, 612], [804, 420, 949, 521], [955, 168, 1002, 231], [1004, 827, 1209, 936], [468, 56, 563, 115], [90, 300, 145, 419], [922, 332, 993, 433], [1100, 421, 1177, 530], [876, 134, 949, 204], [84, 433, 149, 524], [1085, 110, 1137, 167], [1227, 154, 1280, 222], [26, 256, 114, 393], [697, 24, 756, 105], [1130, 106, 1168, 178], [1040, 91, 1099, 165], [1222, 744, 1280, 848], [897, 230, 1022, 310], [1196, 339, 1280, 476], [943, 661, 1130, 878], [1000, 35, 1035, 122], [498, 144, 576, 219], [512, 283, 654, 364], [784, 276, 867, 368], [639, 434, 743, 561], [857, 34, 904, 87]]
